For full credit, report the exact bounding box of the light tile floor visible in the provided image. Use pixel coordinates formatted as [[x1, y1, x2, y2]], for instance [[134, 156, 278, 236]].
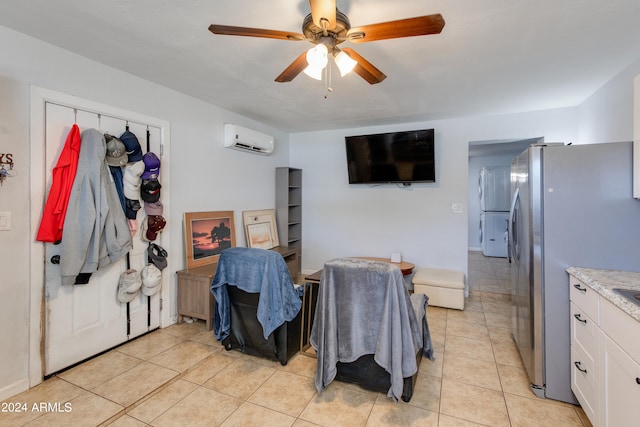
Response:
[[1, 254, 592, 427]]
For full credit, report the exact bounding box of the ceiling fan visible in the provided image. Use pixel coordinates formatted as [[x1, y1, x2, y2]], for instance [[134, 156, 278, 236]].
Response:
[[208, 0, 445, 85]]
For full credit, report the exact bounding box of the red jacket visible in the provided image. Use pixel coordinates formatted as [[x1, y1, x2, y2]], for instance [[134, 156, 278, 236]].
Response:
[[36, 124, 81, 242]]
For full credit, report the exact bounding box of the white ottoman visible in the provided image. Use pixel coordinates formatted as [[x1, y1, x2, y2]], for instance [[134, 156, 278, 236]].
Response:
[[412, 268, 465, 310]]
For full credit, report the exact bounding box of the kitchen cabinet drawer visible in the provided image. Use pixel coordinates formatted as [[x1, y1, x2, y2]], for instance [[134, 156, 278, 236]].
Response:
[[570, 277, 599, 324], [571, 302, 597, 357], [571, 345, 599, 424]]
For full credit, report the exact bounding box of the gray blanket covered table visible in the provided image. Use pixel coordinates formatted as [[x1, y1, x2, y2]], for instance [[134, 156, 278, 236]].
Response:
[[310, 258, 434, 401]]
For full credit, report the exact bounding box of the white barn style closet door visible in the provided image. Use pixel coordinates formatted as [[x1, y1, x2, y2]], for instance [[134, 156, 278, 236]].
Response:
[[43, 104, 128, 374], [31, 88, 171, 379]]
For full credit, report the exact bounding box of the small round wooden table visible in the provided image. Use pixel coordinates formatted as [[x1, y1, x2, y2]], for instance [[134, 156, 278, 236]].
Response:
[[353, 257, 415, 276]]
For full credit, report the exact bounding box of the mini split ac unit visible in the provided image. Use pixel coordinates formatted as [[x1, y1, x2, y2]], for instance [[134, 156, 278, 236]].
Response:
[[223, 123, 274, 155]]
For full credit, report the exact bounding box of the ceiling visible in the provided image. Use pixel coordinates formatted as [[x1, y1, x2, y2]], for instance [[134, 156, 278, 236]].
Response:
[[1, 0, 639, 133]]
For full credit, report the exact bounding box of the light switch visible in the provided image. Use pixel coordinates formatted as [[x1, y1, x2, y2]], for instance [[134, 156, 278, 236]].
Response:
[[451, 203, 463, 213], [0, 212, 11, 230]]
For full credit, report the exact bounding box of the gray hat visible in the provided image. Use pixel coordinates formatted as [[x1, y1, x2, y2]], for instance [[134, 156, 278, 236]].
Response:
[[141, 264, 162, 296], [105, 134, 128, 167], [117, 269, 142, 303], [148, 243, 168, 270]]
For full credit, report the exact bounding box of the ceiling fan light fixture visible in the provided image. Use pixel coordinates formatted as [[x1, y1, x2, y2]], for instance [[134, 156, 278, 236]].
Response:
[[306, 43, 328, 69], [304, 43, 328, 80], [334, 50, 357, 77], [303, 64, 324, 80]]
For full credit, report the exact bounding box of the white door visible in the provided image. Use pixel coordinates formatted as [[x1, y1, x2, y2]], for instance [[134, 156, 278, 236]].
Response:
[[43, 102, 162, 375]]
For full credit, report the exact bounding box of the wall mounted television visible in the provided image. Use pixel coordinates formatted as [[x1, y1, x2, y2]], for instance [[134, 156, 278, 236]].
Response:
[[345, 128, 435, 184]]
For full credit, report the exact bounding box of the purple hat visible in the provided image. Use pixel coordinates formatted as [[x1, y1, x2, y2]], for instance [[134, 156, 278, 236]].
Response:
[[141, 152, 161, 179]]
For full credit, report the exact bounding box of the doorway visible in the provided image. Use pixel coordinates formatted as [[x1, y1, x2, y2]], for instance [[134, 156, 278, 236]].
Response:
[[29, 87, 172, 385], [467, 138, 542, 295]]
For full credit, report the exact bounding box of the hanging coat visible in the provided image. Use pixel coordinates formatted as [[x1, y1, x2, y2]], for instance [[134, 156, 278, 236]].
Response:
[[59, 128, 132, 285], [36, 124, 81, 242]]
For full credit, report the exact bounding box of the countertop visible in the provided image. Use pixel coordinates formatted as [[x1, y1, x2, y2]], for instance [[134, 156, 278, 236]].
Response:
[[567, 267, 640, 322]]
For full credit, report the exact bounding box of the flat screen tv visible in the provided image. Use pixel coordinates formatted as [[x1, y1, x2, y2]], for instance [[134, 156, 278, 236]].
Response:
[[345, 128, 435, 184]]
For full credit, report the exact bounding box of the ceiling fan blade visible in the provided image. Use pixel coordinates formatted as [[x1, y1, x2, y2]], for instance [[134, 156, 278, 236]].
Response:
[[309, 0, 336, 30], [275, 52, 309, 82], [209, 24, 305, 41], [347, 14, 445, 43], [341, 48, 387, 85]]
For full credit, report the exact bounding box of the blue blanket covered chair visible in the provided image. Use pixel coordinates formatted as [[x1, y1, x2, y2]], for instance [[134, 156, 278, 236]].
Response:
[[210, 247, 302, 365], [310, 258, 434, 402]]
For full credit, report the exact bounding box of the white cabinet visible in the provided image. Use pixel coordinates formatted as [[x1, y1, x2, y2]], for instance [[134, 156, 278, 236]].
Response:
[[602, 334, 640, 427], [600, 298, 640, 427], [569, 274, 640, 427]]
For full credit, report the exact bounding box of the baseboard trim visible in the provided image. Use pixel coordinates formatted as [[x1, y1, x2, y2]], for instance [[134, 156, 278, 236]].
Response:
[[0, 377, 30, 401]]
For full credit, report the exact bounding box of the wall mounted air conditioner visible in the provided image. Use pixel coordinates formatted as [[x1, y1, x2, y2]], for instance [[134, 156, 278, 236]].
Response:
[[223, 123, 274, 155]]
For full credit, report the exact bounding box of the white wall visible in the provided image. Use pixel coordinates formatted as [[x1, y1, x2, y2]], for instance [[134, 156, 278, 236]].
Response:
[[0, 75, 31, 400], [290, 109, 580, 278], [579, 57, 640, 144], [0, 25, 289, 399]]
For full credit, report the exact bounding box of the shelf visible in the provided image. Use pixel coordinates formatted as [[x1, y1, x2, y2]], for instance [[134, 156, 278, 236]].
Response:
[[276, 167, 303, 275]]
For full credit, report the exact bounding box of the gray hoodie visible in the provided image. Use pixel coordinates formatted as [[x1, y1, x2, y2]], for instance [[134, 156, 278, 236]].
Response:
[[60, 128, 132, 285]]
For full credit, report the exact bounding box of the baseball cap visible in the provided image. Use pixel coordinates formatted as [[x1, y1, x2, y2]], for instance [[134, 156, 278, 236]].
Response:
[[144, 200, 163, 216], [105, 134, 128, 167], [141, 264, 162, 296], [117, 269, 142, 303], [147, 243, 168, 270], [145, 215, 166, 241], [140, 179, 161, 203], [119, 130, 143, 163], [123, 161, 144, 199], [141, 152, 161, 179]]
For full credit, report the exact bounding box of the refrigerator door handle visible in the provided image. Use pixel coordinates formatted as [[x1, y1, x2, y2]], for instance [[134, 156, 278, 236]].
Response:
[[509, 188, 520, 263]]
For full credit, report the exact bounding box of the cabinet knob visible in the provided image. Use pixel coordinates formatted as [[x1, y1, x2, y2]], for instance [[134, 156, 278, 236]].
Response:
[[573, 313, 587, 324], [574, 361, 588, 374], [573, 283, 587, 293], [636, 377, 640, 385], [50, 255, 60, 264]]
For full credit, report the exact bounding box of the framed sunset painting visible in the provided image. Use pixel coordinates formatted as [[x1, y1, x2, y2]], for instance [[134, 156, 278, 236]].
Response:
[[183, 211, 236, 269]]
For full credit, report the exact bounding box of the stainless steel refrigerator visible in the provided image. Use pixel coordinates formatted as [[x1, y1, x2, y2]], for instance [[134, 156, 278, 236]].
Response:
[[508, 141, 640, 404]]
